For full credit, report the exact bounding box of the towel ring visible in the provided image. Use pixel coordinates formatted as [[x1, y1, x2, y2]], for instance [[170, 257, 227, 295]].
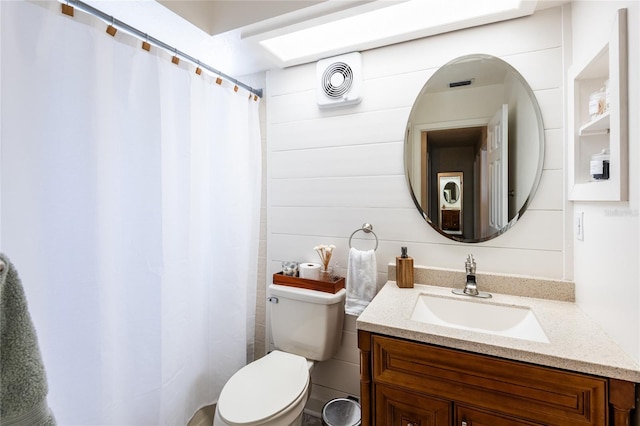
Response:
[[349, 223, 379, 251]]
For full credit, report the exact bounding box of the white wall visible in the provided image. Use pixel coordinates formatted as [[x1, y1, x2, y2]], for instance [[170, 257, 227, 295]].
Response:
[[570, 1, 640, 363], [239, 72, 269, 362], [266, 7, 565, 400]]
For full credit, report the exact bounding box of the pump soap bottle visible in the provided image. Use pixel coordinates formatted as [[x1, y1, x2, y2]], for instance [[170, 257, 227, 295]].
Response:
[[396, 246, 414, 288]]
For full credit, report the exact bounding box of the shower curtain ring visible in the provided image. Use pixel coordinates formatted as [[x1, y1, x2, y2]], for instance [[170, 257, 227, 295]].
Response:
[[61, 0, 74, 16], [142, 34, 151, 51], [106, 16, 117, 36]]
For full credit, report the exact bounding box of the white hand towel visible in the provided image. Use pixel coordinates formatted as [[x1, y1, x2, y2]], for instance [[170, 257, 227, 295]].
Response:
[[345, 247, 377, 316]]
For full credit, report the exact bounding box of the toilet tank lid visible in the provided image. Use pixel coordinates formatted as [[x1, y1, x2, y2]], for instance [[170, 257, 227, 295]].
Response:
[[217, 351, 309, 424], [269, 284, 346, 304]]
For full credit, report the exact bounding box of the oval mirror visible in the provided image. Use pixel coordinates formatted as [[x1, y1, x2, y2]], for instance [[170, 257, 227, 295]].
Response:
[[405, 54, 544, 243], [443, 182, 460, 203]]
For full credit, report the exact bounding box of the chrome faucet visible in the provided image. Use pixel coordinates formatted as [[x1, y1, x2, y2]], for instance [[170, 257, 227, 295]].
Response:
[[452, 254, 492, 298], [463, 254, 478, 295]]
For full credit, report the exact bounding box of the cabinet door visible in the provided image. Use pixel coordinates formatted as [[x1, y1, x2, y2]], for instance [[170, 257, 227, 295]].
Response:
[[372, 335, 607, 425], [456, 405, 542, 426], [441, 210, 460, 231], [375, 384, 450, 426]]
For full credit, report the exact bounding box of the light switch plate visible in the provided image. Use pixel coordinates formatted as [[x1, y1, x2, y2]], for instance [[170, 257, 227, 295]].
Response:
[[575, 211, 584, 241]]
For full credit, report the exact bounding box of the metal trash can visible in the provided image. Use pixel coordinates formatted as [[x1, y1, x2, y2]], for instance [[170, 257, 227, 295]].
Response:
[[321, 397, 361, 426]]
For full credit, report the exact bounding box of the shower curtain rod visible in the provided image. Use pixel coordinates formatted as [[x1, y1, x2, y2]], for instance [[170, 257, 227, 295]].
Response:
[[63, 0, 263, 98]]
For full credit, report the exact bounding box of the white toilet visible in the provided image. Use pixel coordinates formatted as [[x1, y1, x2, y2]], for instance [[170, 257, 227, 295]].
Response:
[[214, 283, 346, 426]]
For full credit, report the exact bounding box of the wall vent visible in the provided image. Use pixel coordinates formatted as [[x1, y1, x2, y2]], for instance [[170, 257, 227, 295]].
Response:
[[449, 78, 474, 88], [316, 52, 362, 108]]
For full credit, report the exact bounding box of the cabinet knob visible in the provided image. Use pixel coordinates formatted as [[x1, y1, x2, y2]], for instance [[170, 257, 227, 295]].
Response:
[[461, 421, 468, 426]]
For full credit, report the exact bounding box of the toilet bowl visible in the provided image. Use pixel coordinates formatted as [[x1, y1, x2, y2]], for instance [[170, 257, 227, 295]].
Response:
[[214, 285, 346, 426], [213, 351, 311, 426]]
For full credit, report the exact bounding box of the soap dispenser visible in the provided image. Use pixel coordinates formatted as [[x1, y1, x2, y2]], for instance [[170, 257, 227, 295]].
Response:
[[396, 246, 414, 288]]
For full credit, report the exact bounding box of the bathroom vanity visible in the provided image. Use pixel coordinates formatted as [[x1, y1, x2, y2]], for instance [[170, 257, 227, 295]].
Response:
[[358, 332, 635, 426], [356, 273, 639, 426]]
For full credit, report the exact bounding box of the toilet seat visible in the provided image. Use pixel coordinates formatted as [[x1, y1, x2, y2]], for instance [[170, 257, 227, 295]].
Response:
[[217, 351, 310, 425]]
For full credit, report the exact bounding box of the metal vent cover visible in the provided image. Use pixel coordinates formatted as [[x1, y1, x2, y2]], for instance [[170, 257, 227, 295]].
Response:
[[316, 52, 362, 108], [321, 61, 354, 98]]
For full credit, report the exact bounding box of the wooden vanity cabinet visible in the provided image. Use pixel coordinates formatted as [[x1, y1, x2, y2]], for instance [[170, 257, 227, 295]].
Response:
[[440, 209, 460, 232], [456, 405, 543, 426], [358, 331, 637, 426], [375, 384, 450, 425]]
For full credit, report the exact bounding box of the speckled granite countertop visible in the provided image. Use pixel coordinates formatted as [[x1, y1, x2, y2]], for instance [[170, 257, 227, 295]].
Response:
[[356, 281, 640, 382]]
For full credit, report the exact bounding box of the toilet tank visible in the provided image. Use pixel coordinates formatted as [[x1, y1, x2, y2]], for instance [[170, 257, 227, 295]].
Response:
[[268, 284, 346, 362]]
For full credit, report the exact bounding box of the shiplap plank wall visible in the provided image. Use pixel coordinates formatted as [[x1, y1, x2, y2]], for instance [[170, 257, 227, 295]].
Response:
[[265, 6, 565, 401]]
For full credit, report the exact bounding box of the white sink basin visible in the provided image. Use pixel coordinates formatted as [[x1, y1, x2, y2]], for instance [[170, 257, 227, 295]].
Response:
[[411, 294, 549, 343]]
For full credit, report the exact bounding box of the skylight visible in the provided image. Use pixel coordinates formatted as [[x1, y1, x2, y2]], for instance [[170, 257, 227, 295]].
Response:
[[249, 0, 536, 67]]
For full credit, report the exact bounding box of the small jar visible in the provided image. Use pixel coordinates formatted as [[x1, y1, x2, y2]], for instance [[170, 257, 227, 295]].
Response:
[[588, 88, 606, 119], [590, 149, 610, 181], [319, 266, 333, 282]]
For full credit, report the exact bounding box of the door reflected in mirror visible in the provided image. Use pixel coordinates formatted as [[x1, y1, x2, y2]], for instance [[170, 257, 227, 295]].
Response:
[[438, 172, 462, 235], [405, 54, 544, 243]]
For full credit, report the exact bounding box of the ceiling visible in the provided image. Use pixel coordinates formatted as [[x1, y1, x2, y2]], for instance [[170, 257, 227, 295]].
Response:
[[155, 0, 396, 75], [84, 1, 568, 78], [157, 0, 372, 37]]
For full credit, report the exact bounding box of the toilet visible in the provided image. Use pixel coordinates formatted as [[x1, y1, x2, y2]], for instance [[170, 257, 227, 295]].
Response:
[[214, 283, 346, 426]]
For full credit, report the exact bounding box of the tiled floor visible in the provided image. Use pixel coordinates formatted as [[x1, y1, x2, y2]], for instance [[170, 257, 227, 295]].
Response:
[[187, 405, 215, 426], [302, 413, 323, 425], [187, 405, 323, 426]]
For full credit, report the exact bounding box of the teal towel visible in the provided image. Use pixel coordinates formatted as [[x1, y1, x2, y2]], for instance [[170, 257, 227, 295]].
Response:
[[0, 254, 56, 426]]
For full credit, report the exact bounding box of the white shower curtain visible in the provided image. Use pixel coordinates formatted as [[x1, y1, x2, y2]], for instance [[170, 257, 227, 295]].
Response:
[[0, 1, 261, 425]]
